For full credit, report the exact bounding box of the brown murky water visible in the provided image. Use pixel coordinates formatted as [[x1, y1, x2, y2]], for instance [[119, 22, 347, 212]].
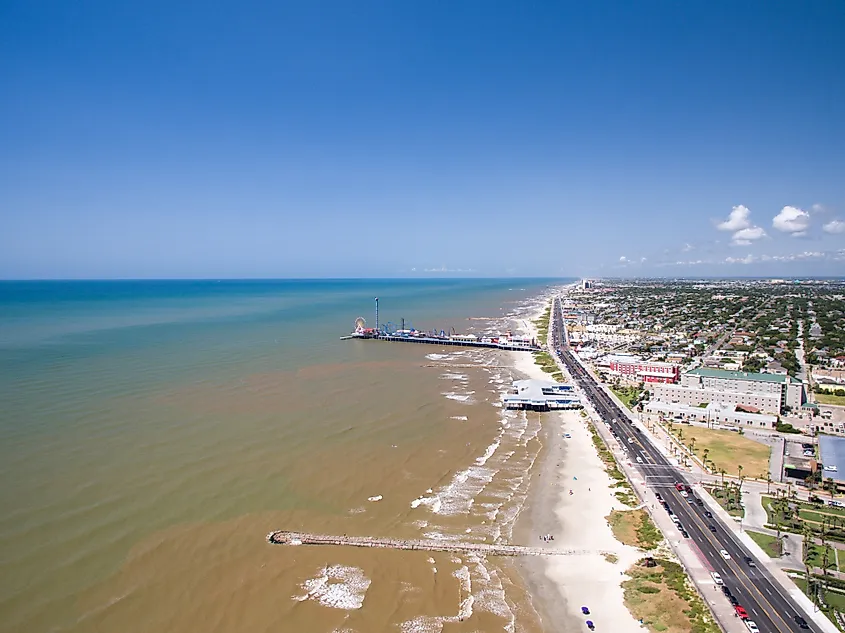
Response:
[[0, 281, 556, 633]]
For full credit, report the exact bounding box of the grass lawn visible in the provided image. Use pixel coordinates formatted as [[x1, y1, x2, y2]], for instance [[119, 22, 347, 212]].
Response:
[[707, 485, 744, 518], [815, 392, 845, 406], [608, 509, 663, 551], [672, 425, 771, 479], [792, 575, 845, 611], [746, 530, 782, 557], [622, 559, 720, 633], [806, 543, 839, 571], [610, 386, 640, 409]]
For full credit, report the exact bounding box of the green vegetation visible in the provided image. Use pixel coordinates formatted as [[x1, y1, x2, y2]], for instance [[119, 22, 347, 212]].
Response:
[[806, 543, 839, 571], [622, 558, 720, 633], [816, 392, 845, 406], [668, 425, 770, 479], [610, 384, 643, 409], [533, 302, 551, 347], [608, 509, 663, 550], [532, 350, 558, 375], [705, 484, 744, 518], [746, 530, 781, 557], [697, 402, 708, 408], [792, 574, 845, 628], [587, 424, 637, 505], [776, 421, 802, 434]]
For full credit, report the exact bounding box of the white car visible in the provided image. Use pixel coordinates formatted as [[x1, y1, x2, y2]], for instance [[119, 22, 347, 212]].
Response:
[[825, 465, 838, 472], [628, 438, 635, 444], [745, 621, 760, 633], [711, 571, 723, 585], [720, 549, 731, 560], [680, 490, 688, 498]]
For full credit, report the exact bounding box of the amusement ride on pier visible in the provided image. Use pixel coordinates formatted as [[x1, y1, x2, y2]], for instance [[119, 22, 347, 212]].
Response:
[[340, 297, 541, 352]]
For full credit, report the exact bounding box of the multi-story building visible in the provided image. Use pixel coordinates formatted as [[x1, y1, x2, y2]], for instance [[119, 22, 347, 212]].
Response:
[[650, 367, 805, 414], [608, 358, 679, 384]]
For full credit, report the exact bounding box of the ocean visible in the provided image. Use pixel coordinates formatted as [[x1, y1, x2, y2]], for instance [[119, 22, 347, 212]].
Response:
[[0, 278, 570, 633]]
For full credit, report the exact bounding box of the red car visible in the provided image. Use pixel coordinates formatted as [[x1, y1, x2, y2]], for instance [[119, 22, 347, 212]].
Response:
[[735, 605, 749, 619]]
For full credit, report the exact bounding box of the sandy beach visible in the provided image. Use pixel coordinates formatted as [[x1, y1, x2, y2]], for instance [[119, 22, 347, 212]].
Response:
[[511, 300, 646, 633]]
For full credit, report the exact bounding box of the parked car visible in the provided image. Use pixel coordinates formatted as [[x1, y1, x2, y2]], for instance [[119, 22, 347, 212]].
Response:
[[745, 620, 759, 633], [721, 585, 731, 597], [729, 595, 740, 607], [735, 605, 748, 619], [720, 549, 731, 560], [681, 530, 690, 538], [655, 493, 663, 502], [711, 572, 723, 585]]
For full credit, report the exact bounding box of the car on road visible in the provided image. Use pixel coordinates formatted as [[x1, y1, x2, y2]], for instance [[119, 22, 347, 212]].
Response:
[[711, 572, 723, 585], [708, 525, 717, 532], [735, 605, 748, 619], [720, 549, 731, 560], [636, 456, 643, 464], [672, 515, 680, 524], [655, 493, 663, 502], [729, 595, 739, 607], [745, 621, 759, 633], [681, 529, 690, 538], [825, 464, 838, 472], [721, 585, 731, 596], [695, 498, 703, 506], [628, 437, 635, 444], [680, 490, 688, 498], [704, 510, 713, 518], [674, 482, 684, 491], [794, 615, 809, 629], [742, 556, 756, 567]]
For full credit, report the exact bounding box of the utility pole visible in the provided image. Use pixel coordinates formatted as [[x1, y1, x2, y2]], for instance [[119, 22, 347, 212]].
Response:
[[375, 297, 379, 332]]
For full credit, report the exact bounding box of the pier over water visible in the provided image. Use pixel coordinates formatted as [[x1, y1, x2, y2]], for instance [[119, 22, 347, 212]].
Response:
[[266, 531, 606, 557]]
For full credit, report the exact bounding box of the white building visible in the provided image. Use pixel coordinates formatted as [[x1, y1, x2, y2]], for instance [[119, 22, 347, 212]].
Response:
[[650, 367, 805, 414], [644, 401, 777, 429]]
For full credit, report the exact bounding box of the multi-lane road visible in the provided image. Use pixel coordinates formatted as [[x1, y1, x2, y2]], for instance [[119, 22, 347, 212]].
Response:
[[550, 298, 820, 633]]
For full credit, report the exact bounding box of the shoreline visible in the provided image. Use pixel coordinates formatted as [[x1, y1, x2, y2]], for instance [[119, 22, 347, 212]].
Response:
[[510, 294, 645, 633]]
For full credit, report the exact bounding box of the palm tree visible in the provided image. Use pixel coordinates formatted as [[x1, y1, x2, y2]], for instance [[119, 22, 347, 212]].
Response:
[[826, 477, 836, 500], [703, 448, 710, 472], [719, 468, 727, 487], [737, 464, 744, 481], [767, 473, 772, 495]]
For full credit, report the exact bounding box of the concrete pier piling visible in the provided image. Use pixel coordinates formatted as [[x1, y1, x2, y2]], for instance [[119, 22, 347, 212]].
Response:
[[266, 531, 606, 557]]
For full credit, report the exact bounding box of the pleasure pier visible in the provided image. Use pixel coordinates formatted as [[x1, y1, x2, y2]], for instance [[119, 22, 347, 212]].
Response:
[[266, 530, 605, 557]]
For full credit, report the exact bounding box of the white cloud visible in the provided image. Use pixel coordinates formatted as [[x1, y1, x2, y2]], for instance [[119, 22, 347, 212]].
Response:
[[812, 203, 826, 214], [619, 256, 628, 263], [772, 206, 810, 236], [717, 205, 751, 232], [725, 254, 757, 265], [823, 219, 845, 234], [731, 226, 766, 245], [640, 257, 647, 263], [682, 243, 693, 252], [422, 266, 475, 273]]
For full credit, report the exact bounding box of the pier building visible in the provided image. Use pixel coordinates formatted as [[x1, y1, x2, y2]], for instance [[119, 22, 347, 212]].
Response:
[[503, 379, 582, 411]]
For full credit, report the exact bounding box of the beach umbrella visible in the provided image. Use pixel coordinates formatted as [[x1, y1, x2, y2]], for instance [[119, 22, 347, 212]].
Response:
[[585, 621, 595, 630], [581, 606, 590, 614]]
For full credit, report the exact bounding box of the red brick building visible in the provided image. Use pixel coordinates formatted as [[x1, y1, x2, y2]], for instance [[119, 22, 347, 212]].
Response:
[[609, 359, 679, 384]]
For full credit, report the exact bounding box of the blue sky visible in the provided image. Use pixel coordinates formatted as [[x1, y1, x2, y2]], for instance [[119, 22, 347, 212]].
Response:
[[1, 1, 844, 279]]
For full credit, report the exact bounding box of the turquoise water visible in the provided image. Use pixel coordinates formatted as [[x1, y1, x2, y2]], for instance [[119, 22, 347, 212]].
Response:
[[0, 278, 568, 633]]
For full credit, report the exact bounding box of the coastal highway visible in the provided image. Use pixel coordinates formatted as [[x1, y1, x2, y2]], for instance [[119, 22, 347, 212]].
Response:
[[550, 299, 820, 633]]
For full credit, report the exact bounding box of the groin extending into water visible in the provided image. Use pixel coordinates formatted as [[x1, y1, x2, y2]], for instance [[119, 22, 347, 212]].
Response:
[[266, 531, 607, 557]]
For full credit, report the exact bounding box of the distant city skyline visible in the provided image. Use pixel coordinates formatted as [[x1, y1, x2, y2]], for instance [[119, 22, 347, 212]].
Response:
[[1, 1, 843, 279]]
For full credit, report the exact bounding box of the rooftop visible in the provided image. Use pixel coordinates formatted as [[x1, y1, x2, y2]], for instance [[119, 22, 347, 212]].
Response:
[[818, 435, 845, 483], [685, 367, 792, 384]]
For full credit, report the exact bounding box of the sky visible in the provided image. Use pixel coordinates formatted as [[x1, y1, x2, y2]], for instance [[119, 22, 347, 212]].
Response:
[[1, 1, 844, 279]]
